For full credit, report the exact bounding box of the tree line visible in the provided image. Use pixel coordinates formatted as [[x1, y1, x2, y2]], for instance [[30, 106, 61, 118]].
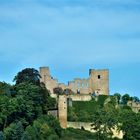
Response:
[[0, 68, 61, 140]]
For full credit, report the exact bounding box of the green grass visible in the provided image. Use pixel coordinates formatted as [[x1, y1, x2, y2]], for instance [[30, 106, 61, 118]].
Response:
[[68, 95, 109, 122]]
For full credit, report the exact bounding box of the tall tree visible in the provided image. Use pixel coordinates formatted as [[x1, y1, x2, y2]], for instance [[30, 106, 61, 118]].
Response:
[[91, 104, 119, 140], [13, 68, 41, 86], [120, 110, 140, 140]]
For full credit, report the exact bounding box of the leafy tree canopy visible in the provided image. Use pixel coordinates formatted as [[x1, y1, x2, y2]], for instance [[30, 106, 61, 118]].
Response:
[[53, 87, 64, 95], [121, 94, 131, 105], [13, 68, 41, 86], [0, 82, 11, 95]]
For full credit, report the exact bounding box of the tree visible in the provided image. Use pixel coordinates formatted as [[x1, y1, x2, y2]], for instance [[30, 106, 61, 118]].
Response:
[[15, 83, 46, 120], [13, 68, 41, 86], [114, 93, 121, 104], [4, 121, 24, 140], [133, 96, 140, 103], [121, 94, 130, 105], [53, 87, 63, 95], [22, 125, 37, 140], [64, 88, 73, 94], [120, 110, 140, 140], [0, 82, 11, 95], [0, 68, 60, 140], [23, 115, 62, 140], [91, 103, 120, 140], [0, 131, 5, 140]]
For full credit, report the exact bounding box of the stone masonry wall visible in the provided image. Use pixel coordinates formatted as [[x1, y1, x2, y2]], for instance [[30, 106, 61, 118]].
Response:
[[89, 69, 109, 95], [58, 95, 67, 128], [67, 94, 92, 101], [39, 67, 109, 97]]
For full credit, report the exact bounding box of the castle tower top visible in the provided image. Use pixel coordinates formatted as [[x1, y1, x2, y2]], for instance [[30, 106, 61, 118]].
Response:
[[40, 67, 50, 76], [89, 69, 109, 95], [39, 67, 50, 83]]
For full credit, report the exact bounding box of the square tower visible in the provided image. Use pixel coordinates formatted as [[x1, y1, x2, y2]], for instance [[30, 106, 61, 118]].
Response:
[[89, 69, 109, 95], [40, 67, 50, 83]]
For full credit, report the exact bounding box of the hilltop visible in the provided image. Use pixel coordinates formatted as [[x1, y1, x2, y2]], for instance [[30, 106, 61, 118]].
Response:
[[0, 68, 140, 140]]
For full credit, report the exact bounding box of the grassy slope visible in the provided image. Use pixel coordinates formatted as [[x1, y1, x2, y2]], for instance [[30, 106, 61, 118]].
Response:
[[68, 95, 109, 122]]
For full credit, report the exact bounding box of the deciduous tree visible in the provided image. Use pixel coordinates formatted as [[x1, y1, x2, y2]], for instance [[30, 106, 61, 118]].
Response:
[[13, 68, 41, 86]]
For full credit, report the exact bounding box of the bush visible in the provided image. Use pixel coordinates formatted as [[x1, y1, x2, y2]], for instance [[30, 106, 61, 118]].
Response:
[[53, 87, 64, 95]]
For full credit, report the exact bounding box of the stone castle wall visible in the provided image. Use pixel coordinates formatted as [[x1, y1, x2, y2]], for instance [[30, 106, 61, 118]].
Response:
[[127, 101, 140, 113], [58, 95, 123, 139], [58, 95, 67, 128], [89, 69, 109, 95], [67, 94, 92, 101], [39, 67, 109, 96], [67, 122, 93, 132]]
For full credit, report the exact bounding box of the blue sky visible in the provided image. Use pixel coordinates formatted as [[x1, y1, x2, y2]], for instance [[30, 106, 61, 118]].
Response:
[[0, 0, 140, 97]]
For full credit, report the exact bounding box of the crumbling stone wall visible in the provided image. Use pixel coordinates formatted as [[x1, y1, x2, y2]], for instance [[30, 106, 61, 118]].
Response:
[[40, 67, 59, 98], [39, 67, 109, 96], [67, 94, 92, 101], [127, 101, 140, 113], [68, 78, 91, 94]]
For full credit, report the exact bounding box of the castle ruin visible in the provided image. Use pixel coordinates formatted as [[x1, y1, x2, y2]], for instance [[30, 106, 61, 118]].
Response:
[[39, 67, 109, 97], [39, 67, 123, 139]]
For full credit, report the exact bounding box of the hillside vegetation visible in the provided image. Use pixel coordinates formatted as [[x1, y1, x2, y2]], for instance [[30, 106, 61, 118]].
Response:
[[68, 95, 117, 122], [0, 68, 140, 140], [68, 94, 140, 140]]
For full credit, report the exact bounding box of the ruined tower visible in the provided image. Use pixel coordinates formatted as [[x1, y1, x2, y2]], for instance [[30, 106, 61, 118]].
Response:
[[40, 67, 50, 83], [89, 69, 109, 95], [40, 67, 58, 97], [58, 95, 67, 128]]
